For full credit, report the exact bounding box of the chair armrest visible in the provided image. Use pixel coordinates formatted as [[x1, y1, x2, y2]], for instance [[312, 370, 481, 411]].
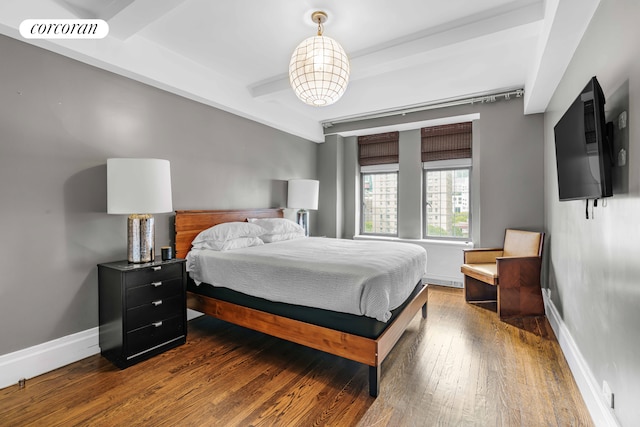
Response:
[[463, 248, 503, 264]]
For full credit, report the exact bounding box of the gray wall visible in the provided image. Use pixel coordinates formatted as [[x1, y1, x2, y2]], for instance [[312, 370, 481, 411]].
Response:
[[342, 136, 359, 239], [0, 35, 317, 356], [316, 134, 344, 238], [544, 0, 640, 425], [398, 129, 422, 239], [326, 98, 545, 247]]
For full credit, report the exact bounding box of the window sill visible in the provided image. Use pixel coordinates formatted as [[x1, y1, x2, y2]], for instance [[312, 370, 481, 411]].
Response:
[[353, 234, 473, 248]]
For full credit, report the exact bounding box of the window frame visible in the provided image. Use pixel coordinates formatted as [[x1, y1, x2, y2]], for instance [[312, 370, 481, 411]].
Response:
[[422, 158, 472, 241], [360, 164, 399, 237]]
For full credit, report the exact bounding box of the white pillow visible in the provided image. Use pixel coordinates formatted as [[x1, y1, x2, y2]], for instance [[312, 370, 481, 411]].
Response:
[[247, 218, 304, 235], [192, 222, 266, 247], [261, 231, 305, 243], [193, 236, 264, 251]]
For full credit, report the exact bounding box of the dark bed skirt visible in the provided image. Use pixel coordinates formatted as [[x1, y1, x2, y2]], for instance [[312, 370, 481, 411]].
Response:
[[187, 278, 424, 339]]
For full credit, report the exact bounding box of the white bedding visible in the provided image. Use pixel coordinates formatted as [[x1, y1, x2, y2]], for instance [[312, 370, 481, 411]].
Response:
[[186, 237, 427, 322]]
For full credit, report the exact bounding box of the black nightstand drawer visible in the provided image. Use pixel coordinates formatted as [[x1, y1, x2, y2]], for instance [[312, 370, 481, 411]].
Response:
[[126, 315, 185, 357], [127, 277, 184, 308], [124, 263, 183, 287], [126, 294, 184, 331]]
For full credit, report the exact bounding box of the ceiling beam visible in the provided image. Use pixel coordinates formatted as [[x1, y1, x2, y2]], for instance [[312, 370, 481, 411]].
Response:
[[93, 0, 136, 20], [523, 0, 601, 113], [250, 0, 544, 99], [106, 0, 184, 41]]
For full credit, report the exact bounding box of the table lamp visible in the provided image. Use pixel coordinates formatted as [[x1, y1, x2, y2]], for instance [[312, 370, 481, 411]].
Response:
[[287, 179, 319, 236], [107, 158, 173, 263]]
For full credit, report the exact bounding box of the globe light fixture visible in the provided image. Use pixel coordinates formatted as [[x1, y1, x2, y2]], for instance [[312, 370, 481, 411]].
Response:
[[289, 11, 350, 107]]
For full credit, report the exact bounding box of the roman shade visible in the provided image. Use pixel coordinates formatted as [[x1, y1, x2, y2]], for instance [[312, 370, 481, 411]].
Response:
[[358, 132, 399, 166], [421, 122, 472, 162]]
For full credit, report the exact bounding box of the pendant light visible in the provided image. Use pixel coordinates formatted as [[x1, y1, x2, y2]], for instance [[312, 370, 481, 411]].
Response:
[[289, 11, 350, 107]]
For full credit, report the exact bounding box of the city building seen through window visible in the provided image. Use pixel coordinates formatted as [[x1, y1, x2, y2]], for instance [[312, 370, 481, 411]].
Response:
[[361, 172, 398, 235], [424, 167, 470, 239]]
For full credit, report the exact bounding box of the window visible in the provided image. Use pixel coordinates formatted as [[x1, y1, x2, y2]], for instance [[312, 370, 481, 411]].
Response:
[[358, 131, 399, 236], [424, 165, 470, 239], [361, 169, 398, 235], [422, 122, 472, 240]]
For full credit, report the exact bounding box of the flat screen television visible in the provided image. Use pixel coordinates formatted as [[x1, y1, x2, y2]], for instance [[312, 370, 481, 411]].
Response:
[[553, 76, 613, 201]]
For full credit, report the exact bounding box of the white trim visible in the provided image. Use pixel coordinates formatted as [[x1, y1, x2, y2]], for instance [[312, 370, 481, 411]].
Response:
[[0, 328, 100, 390], [187, 308, 204, 321], [360, 163, 399, 173], [422, 158, 472, 169], [353, 234, 472, 247], [424, 273, 464, 288], [331, 113, 481, 138], [543, 289, 620, 427]]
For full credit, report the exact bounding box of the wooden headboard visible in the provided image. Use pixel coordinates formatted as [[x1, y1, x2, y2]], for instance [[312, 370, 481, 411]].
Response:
[[174, 208, 284, 259]]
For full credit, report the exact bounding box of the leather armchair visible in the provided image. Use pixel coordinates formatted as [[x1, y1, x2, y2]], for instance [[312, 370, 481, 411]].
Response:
[[461, 229, 545, 319]]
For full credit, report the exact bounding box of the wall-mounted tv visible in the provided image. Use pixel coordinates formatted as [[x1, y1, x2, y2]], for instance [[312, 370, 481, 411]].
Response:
[[553, 76, 613, 201]]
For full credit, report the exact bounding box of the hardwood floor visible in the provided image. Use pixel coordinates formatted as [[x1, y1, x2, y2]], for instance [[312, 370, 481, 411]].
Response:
[[0, 286, 593, 426]]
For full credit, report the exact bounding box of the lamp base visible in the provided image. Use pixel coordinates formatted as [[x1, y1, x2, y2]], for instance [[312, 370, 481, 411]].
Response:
[[128, 214, 155, 263], [296, 209, 310, 237]]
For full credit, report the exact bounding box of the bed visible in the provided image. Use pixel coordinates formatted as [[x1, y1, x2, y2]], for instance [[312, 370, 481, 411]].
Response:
[[175, 208, 429, 397]]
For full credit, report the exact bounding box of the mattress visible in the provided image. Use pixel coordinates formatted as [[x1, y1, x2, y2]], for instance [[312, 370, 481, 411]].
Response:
[[186, 237, 427, 322]]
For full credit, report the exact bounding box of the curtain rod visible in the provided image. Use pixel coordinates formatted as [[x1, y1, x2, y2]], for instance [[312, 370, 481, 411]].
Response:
[[321, 88, 524, 129]]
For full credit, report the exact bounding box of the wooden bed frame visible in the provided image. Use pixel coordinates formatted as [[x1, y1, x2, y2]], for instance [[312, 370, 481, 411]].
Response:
[[174, 208, 428, 397]]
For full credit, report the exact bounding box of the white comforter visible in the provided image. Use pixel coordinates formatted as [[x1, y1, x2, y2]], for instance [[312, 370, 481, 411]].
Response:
[[186, 237, 427, 322]]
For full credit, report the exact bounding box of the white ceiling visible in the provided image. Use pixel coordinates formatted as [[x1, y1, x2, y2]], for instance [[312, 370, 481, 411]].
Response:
[[0, 0, 601, 142]]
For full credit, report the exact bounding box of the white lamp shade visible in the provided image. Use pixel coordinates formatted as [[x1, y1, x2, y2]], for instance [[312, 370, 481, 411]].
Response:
[[289, 35, 350, 107], [287, 179, 319, 210], [107, 158, 173, 214]]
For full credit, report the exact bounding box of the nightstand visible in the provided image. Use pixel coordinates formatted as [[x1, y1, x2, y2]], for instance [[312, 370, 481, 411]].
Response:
[[98, 258, 187, 368]]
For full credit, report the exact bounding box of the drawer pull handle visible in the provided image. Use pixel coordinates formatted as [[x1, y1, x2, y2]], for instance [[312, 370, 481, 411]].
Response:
[[152, 321, 163, 328], [152, 266, 162, 271], [151, 281, 162, 287], [152, 300, 163, 307]]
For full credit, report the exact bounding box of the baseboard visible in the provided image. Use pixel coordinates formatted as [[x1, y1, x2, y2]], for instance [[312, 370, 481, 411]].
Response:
[[424, 274, 464, 288], [0, 327, 100, 390], [187, 308, 204, 320], [542, 289, 620, 427], [0, 311, 204, 391]]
